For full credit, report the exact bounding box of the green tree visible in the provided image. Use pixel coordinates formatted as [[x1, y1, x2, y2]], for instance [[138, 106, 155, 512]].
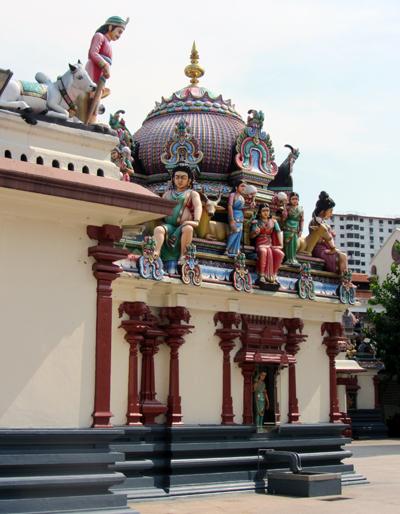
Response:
[[367, 242, 400, 382]]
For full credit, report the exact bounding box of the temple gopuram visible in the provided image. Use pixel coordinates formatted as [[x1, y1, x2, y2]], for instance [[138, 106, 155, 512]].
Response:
[[0, 21, 376, 513]]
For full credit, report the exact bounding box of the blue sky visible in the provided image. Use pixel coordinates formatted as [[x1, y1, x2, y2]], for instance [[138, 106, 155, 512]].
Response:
[[1, 0, 398, 222]]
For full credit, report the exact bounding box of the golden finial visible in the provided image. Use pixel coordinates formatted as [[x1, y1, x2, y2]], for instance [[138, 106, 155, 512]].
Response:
[[184, 41, 205, 86]]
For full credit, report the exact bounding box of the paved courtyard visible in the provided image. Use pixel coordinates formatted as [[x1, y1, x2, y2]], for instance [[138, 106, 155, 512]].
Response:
[[129, 439, 400, 514]]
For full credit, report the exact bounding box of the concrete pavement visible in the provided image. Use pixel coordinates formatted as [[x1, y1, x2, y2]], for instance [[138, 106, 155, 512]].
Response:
[[129, 439, 400, 514]]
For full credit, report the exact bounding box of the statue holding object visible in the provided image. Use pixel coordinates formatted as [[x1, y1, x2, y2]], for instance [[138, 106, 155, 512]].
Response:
[[83, 16, 129, 124], [250, 204, 284, 285]]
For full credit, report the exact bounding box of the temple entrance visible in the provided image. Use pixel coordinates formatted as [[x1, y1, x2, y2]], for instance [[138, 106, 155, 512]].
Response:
[[253, 365, 279, 428]]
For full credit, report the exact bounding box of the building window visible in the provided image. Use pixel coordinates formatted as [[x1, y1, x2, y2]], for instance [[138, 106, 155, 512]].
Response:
[[340, 234, 345, 238], [340, 225, 344, 229], [348, 242, 354, 247], [388, 220, 393, 225], [379, 237, 384, 243], [369, 219, 373, 224], [379, 220, 383, 224], [379, 228, 383, 232], [360, 218, 364, 222]]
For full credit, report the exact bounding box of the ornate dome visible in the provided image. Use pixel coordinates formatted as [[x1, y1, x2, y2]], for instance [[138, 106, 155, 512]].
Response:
[[134, 43, 245, 178]]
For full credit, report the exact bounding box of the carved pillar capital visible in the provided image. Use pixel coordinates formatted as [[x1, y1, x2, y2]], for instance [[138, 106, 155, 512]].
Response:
[[283, 317, 306, 355], [321, 322, 348, 355]]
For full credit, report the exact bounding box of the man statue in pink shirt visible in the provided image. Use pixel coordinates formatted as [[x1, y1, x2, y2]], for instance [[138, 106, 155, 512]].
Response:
[[85, 16, 129, 123]]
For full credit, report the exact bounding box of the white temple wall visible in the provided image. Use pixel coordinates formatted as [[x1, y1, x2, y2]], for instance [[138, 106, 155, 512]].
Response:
[[0, 199, 96, 428], [0, 112, 120, 178], [338, 384, 347, 412], [296, 321, 330, 423], [357, 371, 375, 409], [278, 367, 289, 423], [0, 182, 164, 429]]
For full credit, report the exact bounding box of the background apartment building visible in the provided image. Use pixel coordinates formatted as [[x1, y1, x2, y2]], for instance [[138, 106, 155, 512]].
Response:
[[328, 214, 400, 274]]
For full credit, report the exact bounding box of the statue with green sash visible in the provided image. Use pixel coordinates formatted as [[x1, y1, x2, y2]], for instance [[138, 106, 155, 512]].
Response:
[[153, 164, 202, 264]]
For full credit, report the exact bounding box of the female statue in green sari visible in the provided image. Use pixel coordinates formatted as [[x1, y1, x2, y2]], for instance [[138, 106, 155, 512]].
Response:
[[282, 192, 304, 266]]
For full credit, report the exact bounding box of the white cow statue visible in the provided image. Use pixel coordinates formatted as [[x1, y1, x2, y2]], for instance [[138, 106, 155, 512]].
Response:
[[0, 61, 96, 122]]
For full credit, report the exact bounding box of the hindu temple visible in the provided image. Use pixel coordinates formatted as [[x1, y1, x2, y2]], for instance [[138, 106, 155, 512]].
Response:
[[0, 20, 381, 514]]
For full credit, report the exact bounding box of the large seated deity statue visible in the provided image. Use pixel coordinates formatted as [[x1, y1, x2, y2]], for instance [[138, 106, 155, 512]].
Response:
[[307, 191, 348, 274], [153, 164, 202, 265]]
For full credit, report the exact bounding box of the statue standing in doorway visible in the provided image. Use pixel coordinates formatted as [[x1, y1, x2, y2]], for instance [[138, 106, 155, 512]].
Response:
[[253, 371, 270, 428]]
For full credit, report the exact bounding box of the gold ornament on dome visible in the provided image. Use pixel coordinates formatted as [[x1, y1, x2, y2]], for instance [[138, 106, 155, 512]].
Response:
[[184, 41, 205, 86]]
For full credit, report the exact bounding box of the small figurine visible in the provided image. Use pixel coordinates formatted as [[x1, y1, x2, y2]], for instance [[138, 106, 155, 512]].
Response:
[[153, 164, 202, 265], [253, 371, 270, 428], [225, 181, 247, 258], [84, 16, 129, 123], [297, 262, 315, 300], [309, 191, 348, 274], [138, 236, 163, 281], [282, 192, 304, 266], [250, 204, 284, 285], [180, 243, 202, 286], [110, 145, 134, 181], [231, 252, 252, 293]]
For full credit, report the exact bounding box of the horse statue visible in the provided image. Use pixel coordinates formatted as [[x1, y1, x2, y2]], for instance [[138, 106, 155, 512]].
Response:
[[0, 61, 96, 123]]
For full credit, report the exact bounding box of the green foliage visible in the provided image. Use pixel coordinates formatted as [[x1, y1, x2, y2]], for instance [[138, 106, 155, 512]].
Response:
[[366, 242, 400, 381]]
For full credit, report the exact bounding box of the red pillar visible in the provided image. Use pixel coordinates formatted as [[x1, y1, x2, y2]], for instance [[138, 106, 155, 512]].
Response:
[[160, 307, 193, 426], [119, 301, 150, 426], [214, 312, 241, 425], [283, 318, 307, 423], [240, 363, 255, 424], [321, 322, 347, 423], [87, 224, 128, 428], [373, 375, 380, 408], [139, 313, 167, 424]]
